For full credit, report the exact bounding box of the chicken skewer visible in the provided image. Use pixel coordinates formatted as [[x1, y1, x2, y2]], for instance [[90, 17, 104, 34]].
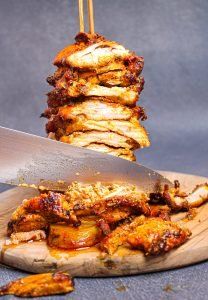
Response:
[[88, 0, 95, 34], [40, 0, 150, 161], [43, 31, 150, 160], [78, 0, 85, 32]]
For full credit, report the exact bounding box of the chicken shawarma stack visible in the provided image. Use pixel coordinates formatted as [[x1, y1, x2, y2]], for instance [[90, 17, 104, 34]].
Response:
[[42, 32, 150, 161]]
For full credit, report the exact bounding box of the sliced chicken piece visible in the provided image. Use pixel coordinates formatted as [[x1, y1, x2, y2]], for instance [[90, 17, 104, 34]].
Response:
[[186, 184, 208, 207], [163, 183, 208, 210], [96, 55, 144, 85], [64, 117, 150, 147], [58, 100, 140, 121], [101, 216, 191, 255], [127, 217, 191, 255], [57, 81, 142, 105], [85, 143, 136, 161], [74, 193, 150, 219], [8, 192, 79, 235], [9, 230, 46, 245], [92, 194, 150, 218], [47, 90, 139, 108], [59, 131, 138, 149], [100, 215, 146, 255], [66, 182, 143, 214], [66, 41, 130, 69], [96, 69, 137, 86], [7, 214, 48, 236], [43, 101, 146, 122], [49, 56, 144, 87], [0, 272, 74, 297], [54, 32, 105, 66]]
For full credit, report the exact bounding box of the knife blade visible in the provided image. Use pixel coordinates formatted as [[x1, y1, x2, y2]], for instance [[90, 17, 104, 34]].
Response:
[[0, 126, 172, 192]]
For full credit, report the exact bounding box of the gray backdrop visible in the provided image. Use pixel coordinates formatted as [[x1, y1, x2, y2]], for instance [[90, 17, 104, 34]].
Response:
[[0, 0, 208, 299]]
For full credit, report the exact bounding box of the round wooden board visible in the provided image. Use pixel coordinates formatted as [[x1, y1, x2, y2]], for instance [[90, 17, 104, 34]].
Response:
[[0, 171, 207, 277]]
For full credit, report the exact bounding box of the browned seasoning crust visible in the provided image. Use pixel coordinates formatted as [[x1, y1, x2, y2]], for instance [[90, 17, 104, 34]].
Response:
[[0, 272, 74, 297]]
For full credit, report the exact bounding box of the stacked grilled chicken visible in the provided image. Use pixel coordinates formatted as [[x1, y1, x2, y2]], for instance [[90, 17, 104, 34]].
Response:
[[42, 32, 150, 161]]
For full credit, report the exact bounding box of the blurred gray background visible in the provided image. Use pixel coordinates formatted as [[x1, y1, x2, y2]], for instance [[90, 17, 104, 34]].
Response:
[[0, 0, 207, 176], [0, 1, 208, 299]]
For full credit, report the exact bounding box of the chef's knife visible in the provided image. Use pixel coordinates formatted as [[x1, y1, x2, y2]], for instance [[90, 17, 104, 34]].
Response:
[[0, 126, 172, 192]]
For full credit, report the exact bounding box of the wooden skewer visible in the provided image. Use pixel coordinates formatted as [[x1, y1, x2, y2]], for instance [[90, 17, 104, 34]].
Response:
[[78, 0, 85, 32], [87, 0, 95, 34]]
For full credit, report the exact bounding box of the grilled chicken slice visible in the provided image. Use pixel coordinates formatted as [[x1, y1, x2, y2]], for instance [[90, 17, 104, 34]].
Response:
[[66, 182, 140, 204], [74, 193, 150, 220], [53, 32, 106, 66], [185, 184, 208, 207], [7, 214, 48, 235], [47, 90, 140, 108], [0, 272, 74, 297], [127, 217, 191, 255], [57, 100, 140, 121], [152, 183, 208, 211], [63, 117, 150, 147], [163, 183, 208, 210], [100, 215, 146, 255], [97, 204, 170, 225], [65, 41, 130, 69], [7, 192, 79, 235], [100, 216, 191, 255], [57, 81, 143, 105], [66, 182, 146, 217], [49, 56, 144, 87], [59, 131, 138, 149], [54, 32, 143, 75], [85, 143, 136, 161], [9, 230, 46, 245], [48, 217, 102, 249], [92, 195, 150, 217]]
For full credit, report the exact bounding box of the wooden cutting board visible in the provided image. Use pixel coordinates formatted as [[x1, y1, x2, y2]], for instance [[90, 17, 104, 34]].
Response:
[[0, 171, 207, 277]]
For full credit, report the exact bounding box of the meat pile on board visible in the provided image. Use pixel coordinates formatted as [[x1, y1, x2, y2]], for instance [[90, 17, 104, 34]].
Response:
[[42, 32, 150, 161]]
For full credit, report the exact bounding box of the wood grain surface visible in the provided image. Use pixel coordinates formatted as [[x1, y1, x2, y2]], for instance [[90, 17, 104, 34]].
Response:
[[0, 171, 207, 277]]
